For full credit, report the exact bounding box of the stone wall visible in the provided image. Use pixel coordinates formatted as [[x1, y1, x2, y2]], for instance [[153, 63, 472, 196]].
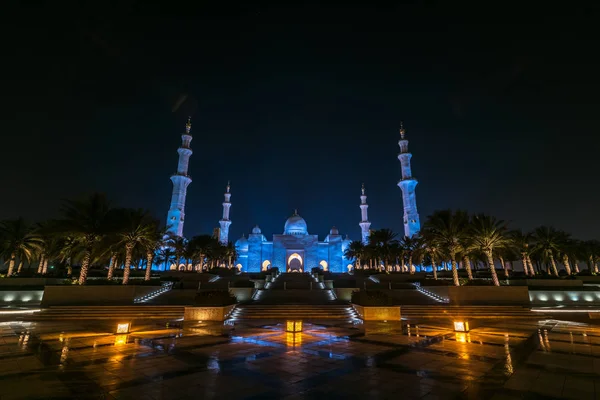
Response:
[[183, 305, 235, 321], [352, 304, 401, 321], [422, 286, 530, 305], [529, 290, 600, 306], [42, 286, 159, 307], [333, 288, 359, 301], [0, 290, 44, 305]]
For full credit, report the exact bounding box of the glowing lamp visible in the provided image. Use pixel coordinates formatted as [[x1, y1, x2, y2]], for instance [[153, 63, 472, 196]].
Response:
[[114, 334, 127, 346], [116, 323, 130, 334], [454, 321, 470, 332], [286, 320, 303, 333]]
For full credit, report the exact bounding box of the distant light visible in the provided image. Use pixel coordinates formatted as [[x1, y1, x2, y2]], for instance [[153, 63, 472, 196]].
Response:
[[286, 320, 303, 333]]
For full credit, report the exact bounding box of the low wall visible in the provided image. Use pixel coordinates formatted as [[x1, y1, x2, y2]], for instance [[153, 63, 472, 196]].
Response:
[[352, 304, 401, 321], [0, 278, 64, 287], [530, 290, 600, 306], [422, 286, 530, 305], [509, 279, 583, 287], [184, 305, 235, 321], [229, 288, 254, 302], [41, 286, 159, 307], [0, 290, 44, 305], [333, 288, 359, 301]]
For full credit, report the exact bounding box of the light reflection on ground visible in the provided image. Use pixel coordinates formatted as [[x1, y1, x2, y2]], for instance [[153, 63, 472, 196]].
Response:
[[0, 318, 599, 398]]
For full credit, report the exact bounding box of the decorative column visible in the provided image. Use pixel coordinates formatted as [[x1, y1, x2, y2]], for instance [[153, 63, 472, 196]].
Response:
[[359, 183, 371, 244], [218, 181, 232, 244], [397, 123, 421, 237], [166, 117, 193, 237]]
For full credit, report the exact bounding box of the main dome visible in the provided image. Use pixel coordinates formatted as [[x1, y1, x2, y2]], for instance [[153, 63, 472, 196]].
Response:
[[284, 212, 308, 235]]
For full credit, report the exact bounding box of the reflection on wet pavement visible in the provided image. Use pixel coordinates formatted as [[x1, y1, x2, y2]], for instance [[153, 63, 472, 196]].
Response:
[[0, 318, 600, 399]]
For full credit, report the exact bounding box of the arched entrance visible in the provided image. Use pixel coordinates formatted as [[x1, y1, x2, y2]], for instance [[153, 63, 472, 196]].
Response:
[[287, 253, 303, 272], [262, 260, 271, 271], [319, 260, 328, 272]]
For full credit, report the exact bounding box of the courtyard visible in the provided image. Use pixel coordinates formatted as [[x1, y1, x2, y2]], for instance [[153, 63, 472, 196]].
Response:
[[0, 316, 599, 399]]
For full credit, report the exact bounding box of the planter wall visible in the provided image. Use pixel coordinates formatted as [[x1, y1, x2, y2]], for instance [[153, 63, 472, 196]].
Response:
[[41, 286, 159, 307], [509, 279, 583, 287], [421, 286, 530, 305], [333, 288, 359, 301], [352, 304, 401, 321], [324, 280, 334, 289], [529, 290, 600, 306], [0, 278, 64, 287], [184, 305, 235, 321], [229, 288, 255, 302], [0, 290, 44, 305]]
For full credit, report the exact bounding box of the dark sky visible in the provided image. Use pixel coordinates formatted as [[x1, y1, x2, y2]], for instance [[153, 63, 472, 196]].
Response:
[[2, 2, 600, 241]]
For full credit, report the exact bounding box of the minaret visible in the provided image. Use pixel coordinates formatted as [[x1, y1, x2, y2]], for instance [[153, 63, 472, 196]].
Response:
[[397, 122, 421, 237], [166, 117, 193, 237], [359, 183, 371, 244], [218, 181, 232, 244]]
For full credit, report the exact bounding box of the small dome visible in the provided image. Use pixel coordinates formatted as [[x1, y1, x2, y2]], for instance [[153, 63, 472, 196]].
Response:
[[235, 235, 249, 252], [252, 225, 262, 234], [284, 212, 308, 235], [329, 226, 339, 235]]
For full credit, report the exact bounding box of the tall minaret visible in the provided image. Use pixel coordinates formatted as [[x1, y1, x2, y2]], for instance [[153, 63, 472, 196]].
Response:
[[166, 117, 193, 237], [218, 181, 232, 244], [359, 183, 371, 244], [397, 122, 421, 237]]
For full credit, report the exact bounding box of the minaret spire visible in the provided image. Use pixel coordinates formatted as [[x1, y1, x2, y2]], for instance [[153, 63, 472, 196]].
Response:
[[166, 117, 193, 237], [219, 181, 232, 244], [397, 123, 421, 237], [359, 183, 371, 244]]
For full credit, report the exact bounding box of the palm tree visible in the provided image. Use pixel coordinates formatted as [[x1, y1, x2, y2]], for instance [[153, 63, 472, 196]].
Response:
[[0, 218, 43, 276], [369, 229, 399, 270], [532, 226, 563, 277], [399, 235, 421, 274], [115, 209, 157, 285], [423, 210, 468, 286], [143, 220, 163, 281], [156, 247, 175, 271], [555, 231, 574, 275], [53, 193, 111, 284], [168, 236, 188, 270], [510, 230, 535, 276], [582, 240, 600, 273], [56, 236, 79, 276], [468, 214, 510, 286], [344, 240, 365, 269]]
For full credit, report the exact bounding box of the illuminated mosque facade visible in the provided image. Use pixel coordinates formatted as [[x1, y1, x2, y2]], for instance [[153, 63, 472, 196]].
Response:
[[164, 119, 420, 272]]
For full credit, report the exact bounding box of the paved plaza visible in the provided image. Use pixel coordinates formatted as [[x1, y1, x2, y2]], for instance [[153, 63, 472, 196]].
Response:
[[0, 317, 599, 399]]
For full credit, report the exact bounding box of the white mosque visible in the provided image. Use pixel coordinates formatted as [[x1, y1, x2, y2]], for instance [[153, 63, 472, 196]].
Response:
[[163, 119, 420, 272]]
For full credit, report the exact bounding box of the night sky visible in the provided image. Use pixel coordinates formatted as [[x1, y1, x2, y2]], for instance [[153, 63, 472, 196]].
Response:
[[2, 3, 600, 241]]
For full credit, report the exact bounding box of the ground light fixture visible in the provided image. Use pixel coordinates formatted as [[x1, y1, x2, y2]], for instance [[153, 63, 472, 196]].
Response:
[[453, 320, 470, 332], [116, 322, 131, 334], [286, 320, 303, 333]]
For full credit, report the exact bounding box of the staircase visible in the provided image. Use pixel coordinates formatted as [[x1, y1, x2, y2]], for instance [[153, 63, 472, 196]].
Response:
[[25, 305, 185, 321], [134, 282, 173, 303], [401, 305, 539, 319], [230, 304, 358, 320]]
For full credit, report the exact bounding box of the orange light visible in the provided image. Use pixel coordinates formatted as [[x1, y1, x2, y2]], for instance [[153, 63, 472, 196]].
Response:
[[114, 334, 127, 346], [286, 320, 303, 333], [116, 323, 130, 334], [453, 321, 469, 332]]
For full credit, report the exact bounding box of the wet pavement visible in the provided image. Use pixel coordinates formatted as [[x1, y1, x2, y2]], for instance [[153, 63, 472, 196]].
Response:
[[0, 317, 600, 399]]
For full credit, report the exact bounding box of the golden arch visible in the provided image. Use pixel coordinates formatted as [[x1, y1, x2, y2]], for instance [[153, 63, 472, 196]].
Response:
[[262, 260, 271, 271], [287, 253, 303, 266], [319, 260, 328, 271]]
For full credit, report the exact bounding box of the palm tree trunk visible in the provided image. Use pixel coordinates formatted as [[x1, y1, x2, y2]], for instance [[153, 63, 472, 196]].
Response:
[[521, 254, 530, 276], [594, 259, 599, 274], [549, 254, 559, 277], [177, 254, 182, 271], [42, 259, 48, 274], [408, 254, 414, 275], [7, 253, 16, 276], [145, 251, 153, 281], [574, 262, 580, 274], [562, 254, 572, 275], [37, 255, 44, 274], [17, 261, 23, 274], [107, 254, 116, 279], [450, 256, 459, 286], [122, 245, 134, 285], [499, 256, 508, 278], [431, 255, 438, 280], [66, 257, 72, 276], [527, 256, 536, 276], [463, 256, 473, 280], [78, 249, 91, 285], [485, 251, 500, 286]]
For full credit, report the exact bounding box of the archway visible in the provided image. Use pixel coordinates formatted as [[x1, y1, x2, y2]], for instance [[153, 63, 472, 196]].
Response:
[[319, 260, 328, 272], [262, 260, 271, 271], [235, 263, 243, 272], [287, 253, 303, 272], [347, 264, 353, 272]]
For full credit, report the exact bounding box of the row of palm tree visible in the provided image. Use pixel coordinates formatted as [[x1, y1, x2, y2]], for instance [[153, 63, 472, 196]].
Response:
[[344, 210, 600, 287], [0, 193, 237, 285]]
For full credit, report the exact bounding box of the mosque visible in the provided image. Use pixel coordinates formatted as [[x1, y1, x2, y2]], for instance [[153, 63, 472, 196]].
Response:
[[163, 119, 420, 273]]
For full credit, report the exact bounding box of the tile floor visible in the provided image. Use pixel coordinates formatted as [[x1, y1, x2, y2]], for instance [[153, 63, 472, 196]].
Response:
[[0, 317, 599, 399]]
